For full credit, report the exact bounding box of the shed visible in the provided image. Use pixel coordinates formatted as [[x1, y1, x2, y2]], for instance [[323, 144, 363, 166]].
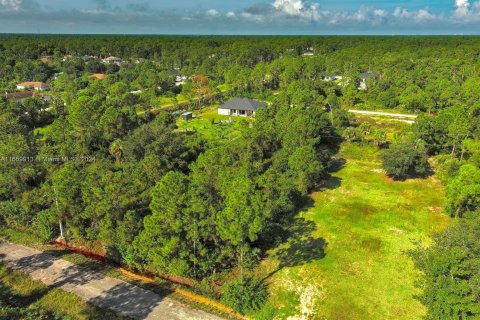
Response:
[[181, 112, 193, 121]]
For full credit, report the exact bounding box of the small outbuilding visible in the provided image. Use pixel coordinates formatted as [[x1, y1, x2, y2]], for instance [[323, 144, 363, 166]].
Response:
[[218, 98, 267, 117], [102, 56, 123, 64], [181, 112, 193, 121], [168, 69, 186, 85]]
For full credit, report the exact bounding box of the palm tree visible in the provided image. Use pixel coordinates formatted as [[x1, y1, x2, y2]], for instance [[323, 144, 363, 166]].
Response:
[[109, 139, 123, 164], [373, 130, 387, 148]]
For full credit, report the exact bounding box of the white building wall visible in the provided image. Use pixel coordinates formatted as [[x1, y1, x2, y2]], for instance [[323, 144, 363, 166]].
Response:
[[218, 108, 230, 115]]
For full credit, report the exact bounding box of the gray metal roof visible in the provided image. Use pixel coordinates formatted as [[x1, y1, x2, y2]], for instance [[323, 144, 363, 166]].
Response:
[[218, 98, 267, 111], [362, 72, 372, 79], [168, 70, 181, 76]]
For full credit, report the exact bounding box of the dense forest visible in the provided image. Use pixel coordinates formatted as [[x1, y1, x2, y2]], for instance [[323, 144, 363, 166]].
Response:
[[0, 35, 480, 317]]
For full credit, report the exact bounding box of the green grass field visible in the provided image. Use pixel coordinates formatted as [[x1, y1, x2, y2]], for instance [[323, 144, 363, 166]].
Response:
[[0, 261, 124, 320], [256, 143, 450, 320], [175, 106, 250, 144]]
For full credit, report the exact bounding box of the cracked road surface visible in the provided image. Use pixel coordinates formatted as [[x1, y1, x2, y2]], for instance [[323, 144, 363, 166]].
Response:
[[0, 242, 225, 320]]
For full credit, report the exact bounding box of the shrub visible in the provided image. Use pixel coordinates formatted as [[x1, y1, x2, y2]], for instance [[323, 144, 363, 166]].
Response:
[[221, 277, 268, 314], [0, 200, 31, 229], [36, 209, 55, 243], [380, 141, 429, 179]]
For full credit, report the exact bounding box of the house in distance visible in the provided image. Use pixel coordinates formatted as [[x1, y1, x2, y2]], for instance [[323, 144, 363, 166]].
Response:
[[358, 72, 373, 90], [4, 91, 35, 103], [16, 81, 50, 91], [218, 98, 267, 117], [102, 56, 123, 65], [89, 73, 106, 80], [168, 69, 186, 85]]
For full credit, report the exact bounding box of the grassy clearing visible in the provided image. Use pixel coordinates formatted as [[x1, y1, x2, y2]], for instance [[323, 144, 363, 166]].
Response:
[[256, 143, 450, 320], [175, 106, 251, 144], [0, 261, 124, 320]]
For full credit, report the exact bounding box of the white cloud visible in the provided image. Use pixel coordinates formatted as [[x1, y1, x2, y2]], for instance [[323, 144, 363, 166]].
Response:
[[206, 9, 220, 17], [373, 9, 387, 18], [455, 0, 470, 16], [0, 0, 24, 11], [239, 0, 444, 26], [417, 9, 434, 21], [1, 0, 480, 34], [272, 0, 305, 15]]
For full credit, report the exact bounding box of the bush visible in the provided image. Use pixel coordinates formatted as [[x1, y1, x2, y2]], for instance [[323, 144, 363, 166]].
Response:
[[221, 277, 268, 314], [380, 141, 429, 179], [0, 200, 31, 229], [36, 209, 55, 243], [194, 278, 218, 299]]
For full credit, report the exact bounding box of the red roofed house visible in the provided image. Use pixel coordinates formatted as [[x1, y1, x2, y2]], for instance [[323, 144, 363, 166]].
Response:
[[89, 73, 106, 80], [39, 56, 51, 64], [17, 82, 50, 91], [5, 91, 35, 103]]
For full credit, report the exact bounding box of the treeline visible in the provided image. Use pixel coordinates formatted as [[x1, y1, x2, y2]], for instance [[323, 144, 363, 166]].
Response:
[[406, 101, 480, 319], [2, 35, 480, 114], [370, 95, 480, 317]]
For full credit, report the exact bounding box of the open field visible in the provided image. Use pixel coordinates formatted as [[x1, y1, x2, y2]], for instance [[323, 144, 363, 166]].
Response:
[[175, 106, 250, 143], [256, 143, 450, 319]]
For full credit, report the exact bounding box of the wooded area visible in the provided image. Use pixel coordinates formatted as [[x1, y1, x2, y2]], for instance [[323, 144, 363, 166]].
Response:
[[0, 35, 479, 317]]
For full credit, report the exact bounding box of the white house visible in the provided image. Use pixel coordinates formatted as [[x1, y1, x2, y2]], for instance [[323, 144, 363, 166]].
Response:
[[102, 56, 123, 65], [303, 50, 314, 57], [323, 74, 338, 81], [168, 70, 187, 85], [358, 72, 372, 91], [218, 98, 267, 117]]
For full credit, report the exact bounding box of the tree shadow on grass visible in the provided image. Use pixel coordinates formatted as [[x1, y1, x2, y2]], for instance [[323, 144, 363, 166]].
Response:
[[328, 157, 346, 173], [0, 261, 52, 313], [387, 165, 434, 182], [315, 157, 345, 191], [259, 157, 342, 280], [263, 218, 328, 281], [275, 217, 327, 267]]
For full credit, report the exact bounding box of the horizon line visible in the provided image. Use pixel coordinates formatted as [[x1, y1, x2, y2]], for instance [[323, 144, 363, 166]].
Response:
[[1, 33, 479, 37]]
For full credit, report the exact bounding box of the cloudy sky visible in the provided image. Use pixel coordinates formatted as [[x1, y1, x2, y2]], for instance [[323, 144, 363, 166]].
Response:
[[0, 0, 479, 34]]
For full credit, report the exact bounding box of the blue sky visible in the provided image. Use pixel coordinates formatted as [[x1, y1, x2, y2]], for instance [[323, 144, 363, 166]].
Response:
[[0, 0, 479, 34]]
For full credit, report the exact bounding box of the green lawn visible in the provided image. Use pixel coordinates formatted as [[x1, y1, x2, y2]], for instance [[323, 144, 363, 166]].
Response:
[[256, 143, 450, 320], [0, 261, 125, 320], [175, 106, 250, 144]]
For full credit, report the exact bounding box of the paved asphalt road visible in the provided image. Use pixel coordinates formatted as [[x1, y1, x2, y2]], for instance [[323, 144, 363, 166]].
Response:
[[0, 242, 224, 320], [347, 109, 418, 119]]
